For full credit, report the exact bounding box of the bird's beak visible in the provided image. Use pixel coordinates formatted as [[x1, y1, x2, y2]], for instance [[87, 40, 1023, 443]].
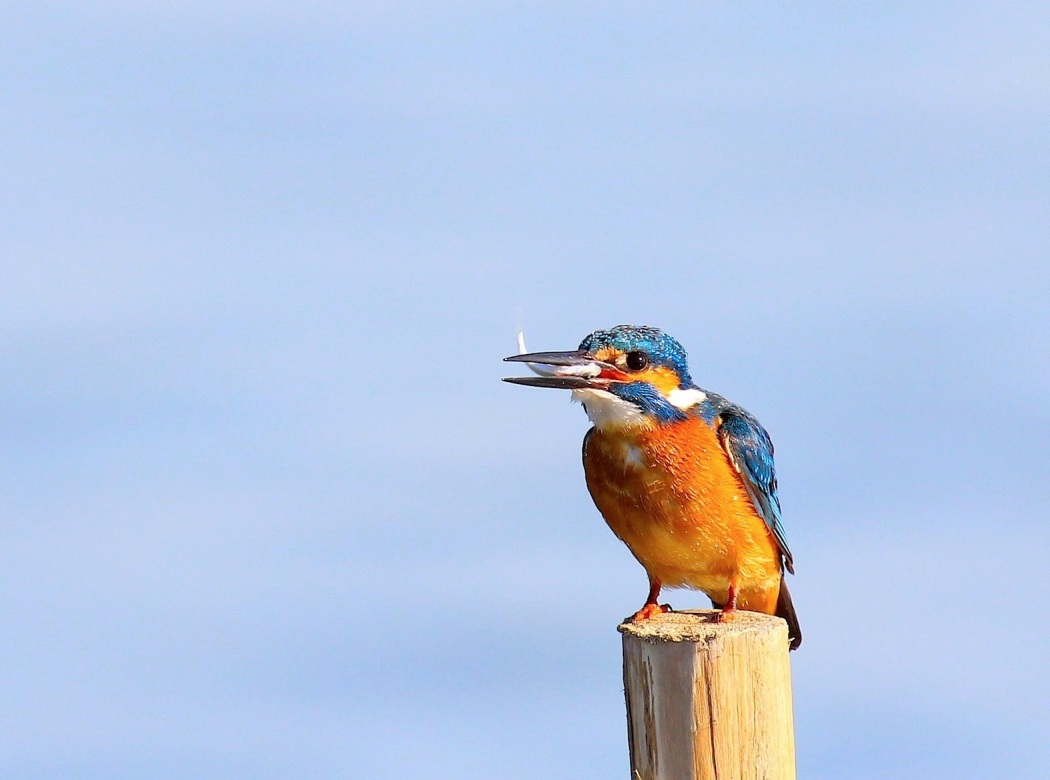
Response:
[[503, 350, 629, 389]]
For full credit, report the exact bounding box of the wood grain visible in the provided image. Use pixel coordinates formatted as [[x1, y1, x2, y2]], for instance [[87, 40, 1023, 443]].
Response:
[[620, 610, 795, 780]]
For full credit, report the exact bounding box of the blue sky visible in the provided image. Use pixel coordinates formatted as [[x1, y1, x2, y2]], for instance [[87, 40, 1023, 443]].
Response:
[[1, 2, 1048, 778]]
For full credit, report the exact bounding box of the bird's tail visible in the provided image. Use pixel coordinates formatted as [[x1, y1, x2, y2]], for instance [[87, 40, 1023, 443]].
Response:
[[777, 579, 802, 651]]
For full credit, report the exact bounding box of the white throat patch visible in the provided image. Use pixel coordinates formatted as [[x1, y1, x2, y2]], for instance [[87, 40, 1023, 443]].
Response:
[[572, 388, 646, 430]]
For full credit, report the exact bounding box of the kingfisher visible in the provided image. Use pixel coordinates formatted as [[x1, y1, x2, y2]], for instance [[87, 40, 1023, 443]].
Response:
[[504, 325, 800, 650]]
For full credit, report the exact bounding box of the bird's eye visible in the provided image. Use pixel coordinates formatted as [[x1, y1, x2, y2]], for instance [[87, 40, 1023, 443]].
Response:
[[625, 351, 649, 371]]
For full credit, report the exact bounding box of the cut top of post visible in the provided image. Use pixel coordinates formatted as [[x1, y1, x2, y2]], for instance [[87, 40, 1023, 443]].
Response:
[[618, 608, 788, 644]]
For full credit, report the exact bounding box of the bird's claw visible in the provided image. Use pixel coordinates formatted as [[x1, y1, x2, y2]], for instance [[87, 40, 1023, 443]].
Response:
[[714, 607, 738, 624], [630, 603, 672, 622]]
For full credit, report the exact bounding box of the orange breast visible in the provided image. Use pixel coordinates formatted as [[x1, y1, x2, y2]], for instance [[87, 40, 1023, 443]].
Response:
[[583, 418, 782, 612]]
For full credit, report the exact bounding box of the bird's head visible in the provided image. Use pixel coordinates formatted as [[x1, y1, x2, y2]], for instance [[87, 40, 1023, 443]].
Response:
[[504, 325, 707, 429]]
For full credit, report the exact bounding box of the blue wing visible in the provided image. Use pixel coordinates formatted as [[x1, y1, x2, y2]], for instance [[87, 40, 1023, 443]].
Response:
[[716, 409, 794, 574]]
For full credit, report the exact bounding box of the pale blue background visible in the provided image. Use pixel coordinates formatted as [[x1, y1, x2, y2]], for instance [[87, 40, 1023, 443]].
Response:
[[2, 3, 1048, 778]]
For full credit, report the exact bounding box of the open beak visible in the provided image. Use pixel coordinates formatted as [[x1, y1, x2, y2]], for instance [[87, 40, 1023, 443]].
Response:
[[503, 349, 628, 389]]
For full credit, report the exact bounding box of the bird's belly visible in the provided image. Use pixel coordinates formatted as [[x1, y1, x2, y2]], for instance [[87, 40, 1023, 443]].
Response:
[[584, 427, 781, 602]]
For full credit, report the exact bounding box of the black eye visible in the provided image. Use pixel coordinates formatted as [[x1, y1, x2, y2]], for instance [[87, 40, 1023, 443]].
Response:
[[625, 351, 649, 371]]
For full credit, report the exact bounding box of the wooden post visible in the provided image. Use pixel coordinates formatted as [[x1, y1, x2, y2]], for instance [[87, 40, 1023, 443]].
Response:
[[619, 610, 796, 780]]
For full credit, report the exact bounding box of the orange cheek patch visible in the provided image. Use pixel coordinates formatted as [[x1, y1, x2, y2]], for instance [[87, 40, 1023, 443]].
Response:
[[639, 367, 681, 395]]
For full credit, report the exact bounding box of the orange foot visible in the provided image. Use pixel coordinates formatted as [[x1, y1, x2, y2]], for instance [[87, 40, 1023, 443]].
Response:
[[714, 607, 738, 624], [714, 582, 740, 623], [630, 603, 672, 622]]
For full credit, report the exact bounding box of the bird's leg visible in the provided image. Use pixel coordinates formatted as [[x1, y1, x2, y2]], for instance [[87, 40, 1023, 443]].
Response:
[[630, 575, 672, 622], [715, 580, 739, 623]]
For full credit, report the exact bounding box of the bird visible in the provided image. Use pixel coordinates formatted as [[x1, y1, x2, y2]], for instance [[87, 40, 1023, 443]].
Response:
[[504, 325, 800, 650]]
